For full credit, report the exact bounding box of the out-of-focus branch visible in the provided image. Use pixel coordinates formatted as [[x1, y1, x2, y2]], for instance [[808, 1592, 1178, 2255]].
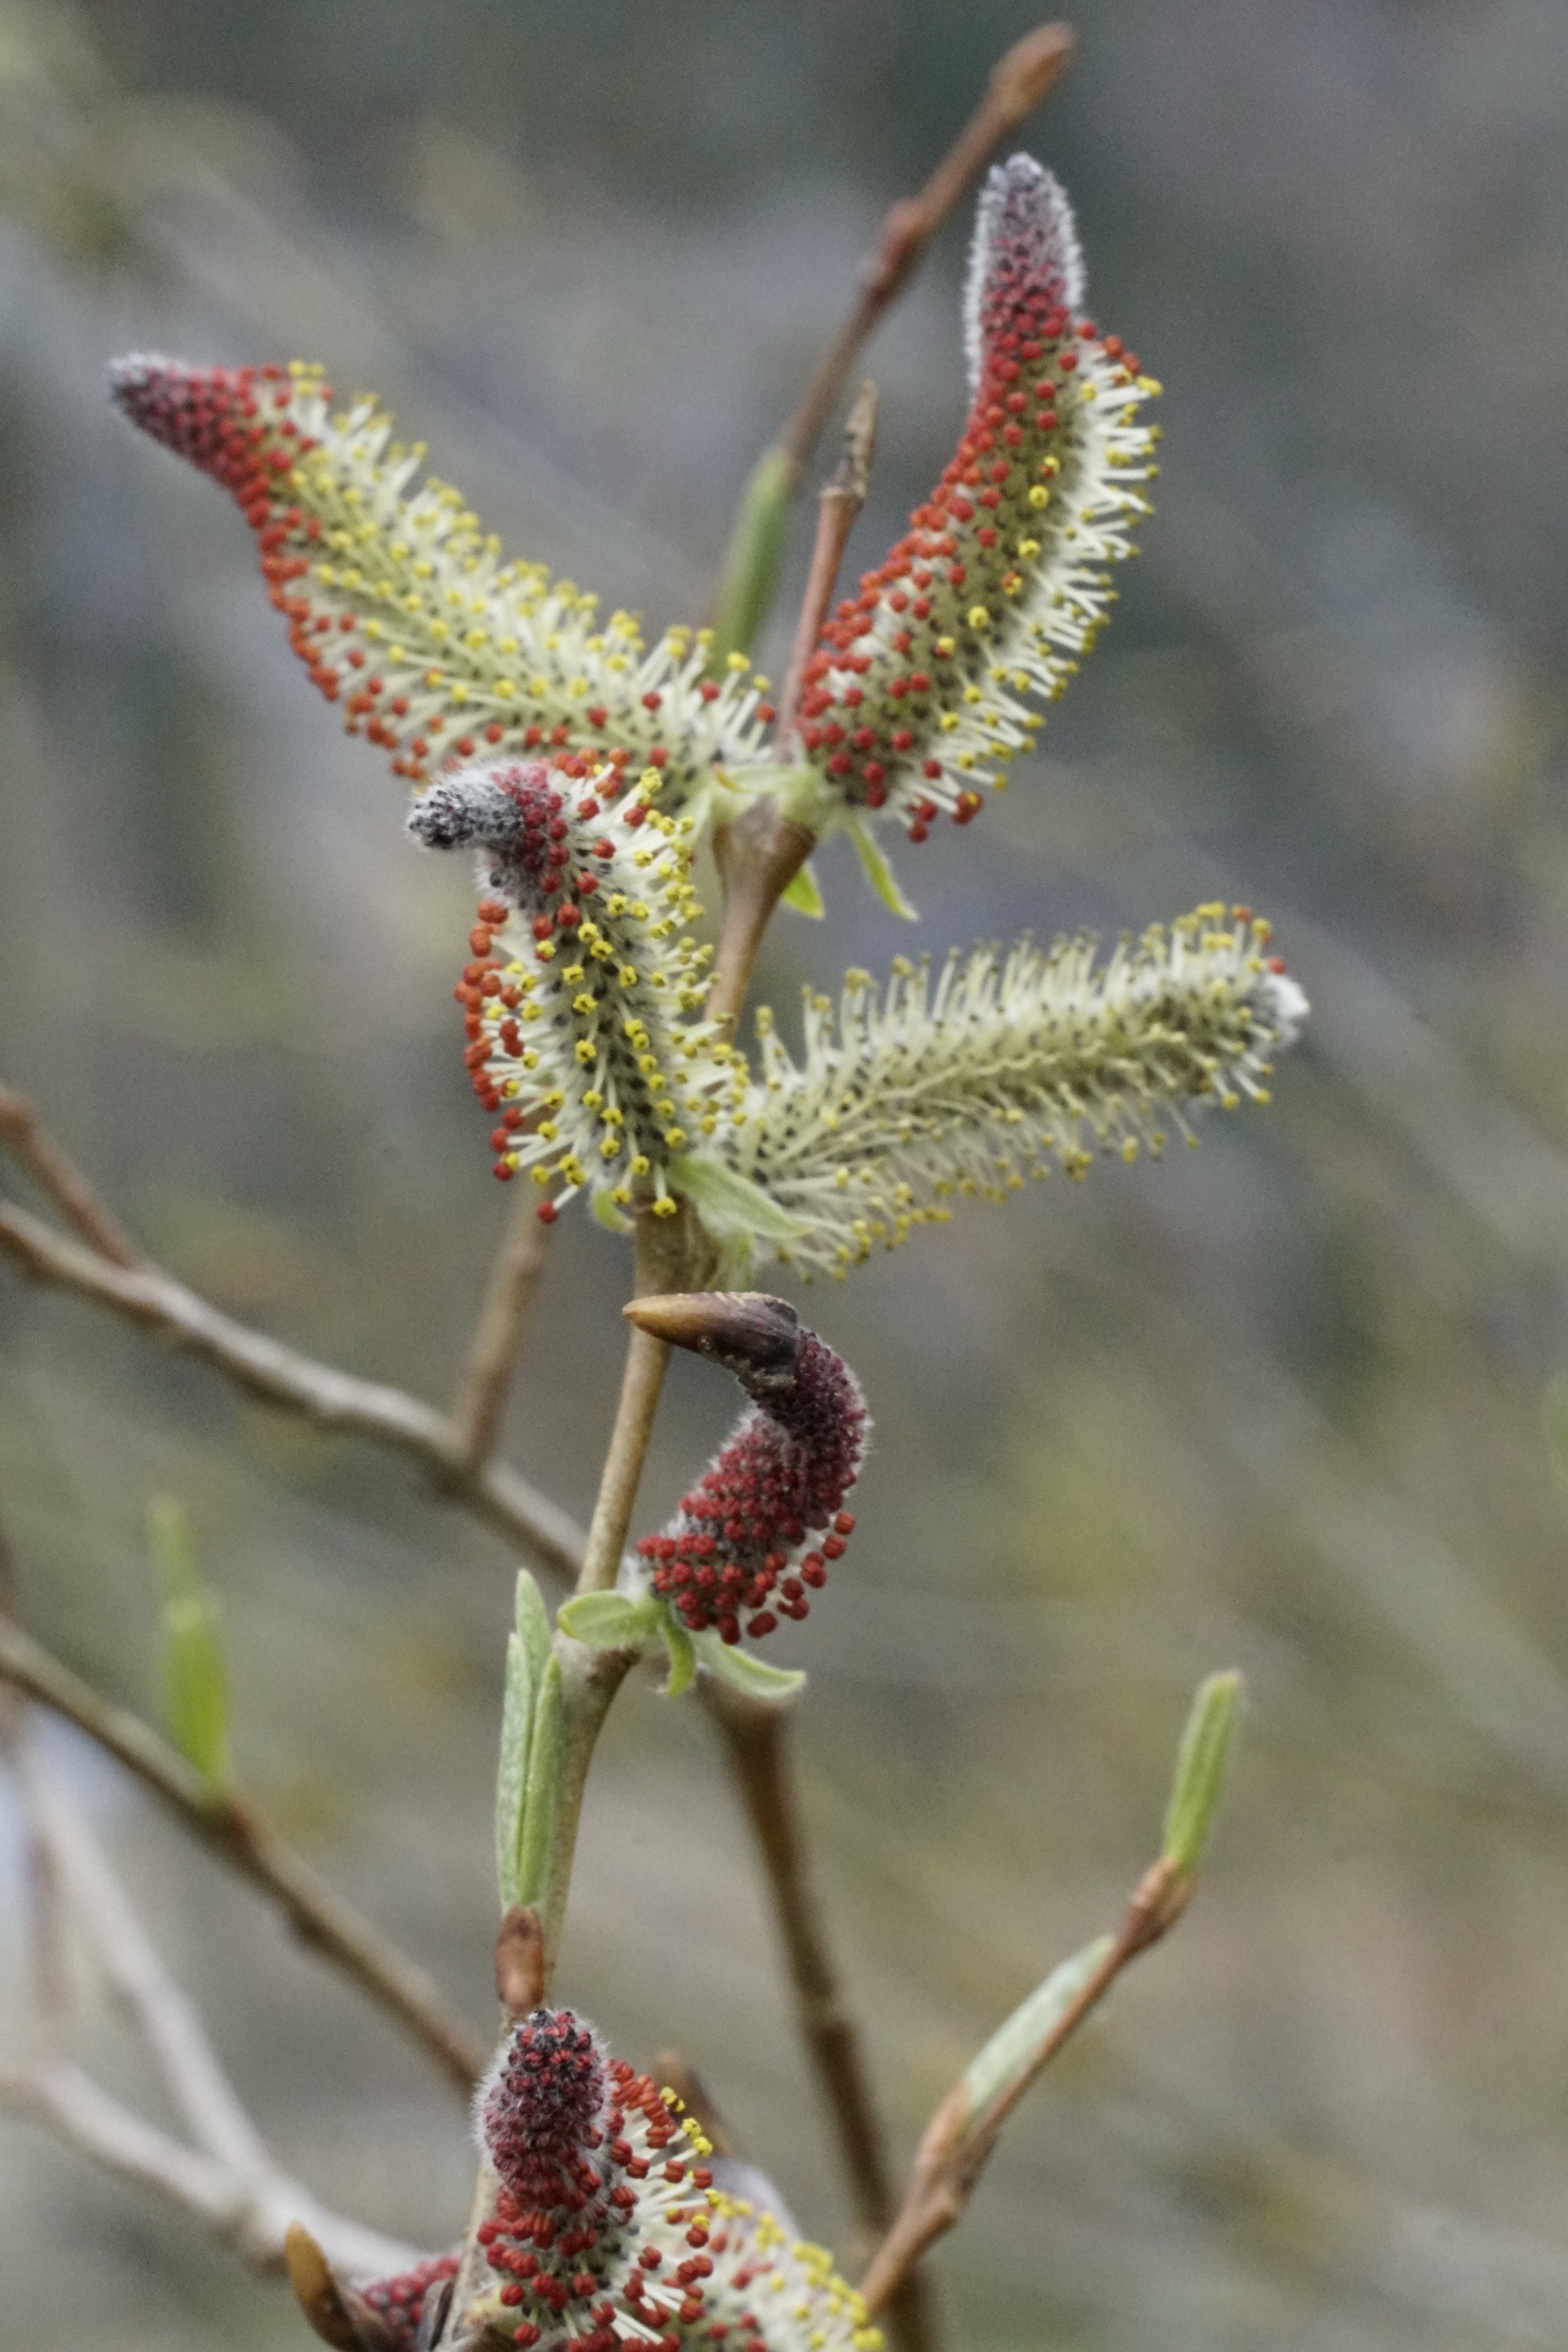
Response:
[[706, 23, 1073, 669], [858, 1857, 1192, 2316], [0, 1747, 421, 2280], [0, 1082, 139, 1266], [778, 380, 879, 742], [779, 23, 1074, 480], [450, 1191, 550, 1468], [0, 1611, 488, 2094], [0, 1196, 583, 1578]]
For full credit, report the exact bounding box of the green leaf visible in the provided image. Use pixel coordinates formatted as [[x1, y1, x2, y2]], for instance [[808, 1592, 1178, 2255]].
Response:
[[960, 1933, 1116, 2126], [556, 1590, 659, 1649], [146, 1497, 230, 1791], [781, 861, 826, 918], [514, 1570, 553, 1691], [668, 1152, 807, 1243], [495, 1572, 553, 1908], [495, 1630, 535, 1910], [661, 1613, 696, 1698], [591, 1188, 633, 1234], [1161, 1669, 1243, 1878], [846, 815, 918, 920], [706, 445, 793, 670], [514, 1655, 564, 1909], [691, 1628, 805, 1703]]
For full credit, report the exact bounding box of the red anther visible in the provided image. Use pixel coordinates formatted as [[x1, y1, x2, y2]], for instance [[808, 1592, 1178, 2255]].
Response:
[[587, 706, 608, 728], [827, 753, 851, 775], [514, 2328, 541, 2347], [536, 1200, 559, 1221], [524, 726, 543, 747], [800, 1556, 826, 1588], [533, 915, 555, 940], [501, 2285, 524, 2307], [647, 746, 668, 768], [909, 821, 930, 843], [1268, 956, 1287, 973], [746, 1612, 777, 1639], [641, 691, 662, 711], [892, 729, 915, 751], [833, 1512, 855, 1534], [862, 760, 884, 786], [864, 782, 887, 808], [756, 701, 775, 723], [557, 903, 580, 929], [639, 2249, 662, 2270], [470, 927, 494, 955], [821, 1535, 845, 1561], [852, 728, 877, 751], [923, 759, 943, 779]]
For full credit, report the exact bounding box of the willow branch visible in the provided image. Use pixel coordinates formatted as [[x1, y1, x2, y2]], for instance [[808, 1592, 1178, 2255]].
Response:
[[0, 1082, 139, 1266], [575, 1206, 713, 1595], [0, 1198, 583, 1578], [858, 1857, 1190, 2316], [0, 1746, 421, 2279], [776, 22, 1075, 480], [0, 1612, 488, 2093], [706, 1685, 938, 2352], [778, 379, 878, 742], [450, 1190, 550, 1468]]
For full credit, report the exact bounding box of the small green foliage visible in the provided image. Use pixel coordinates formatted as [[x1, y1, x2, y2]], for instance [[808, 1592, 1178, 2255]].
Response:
[[845, 815, 918, 920], [780, 861, 826, 918], [960, 1933, 1115, 2126], [691, 1629, 805, 1702], [146, 1496, 230, 1791], [496, 1573, 554, 1909], [556, 1591, 659, 1647], [667, 1152, 807, 1243], [514, 1654, 565, 1910], [1162, 1669, 1243, 1880], [706, 445, 794, 671]]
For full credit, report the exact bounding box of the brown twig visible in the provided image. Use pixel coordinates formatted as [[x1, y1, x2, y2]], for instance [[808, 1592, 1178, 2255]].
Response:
[[575, 1206, 713, 1594], [0, 1748, 421, 2279], [0, 1198, 583, 1578], [858, 1858, 1190, 2317], [775, 23, 1075, 481], [0, 1610, 488, 2093], [451, 1191, 550, 1468], [708, 1685, 938, 2352], [778, 379, 879, 742], [0, 1081, 140, 1266]]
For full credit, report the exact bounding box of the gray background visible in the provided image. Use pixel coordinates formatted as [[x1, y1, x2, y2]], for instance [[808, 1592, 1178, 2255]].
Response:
[[2, 2, 1567, 2346]]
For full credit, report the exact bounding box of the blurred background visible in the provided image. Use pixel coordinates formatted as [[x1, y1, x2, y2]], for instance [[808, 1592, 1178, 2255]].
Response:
[[2, 1, 1567, 2345]]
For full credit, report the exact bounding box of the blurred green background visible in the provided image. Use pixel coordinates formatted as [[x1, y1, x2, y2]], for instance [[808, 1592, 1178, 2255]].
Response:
[[3, 2, 1568, 2346]]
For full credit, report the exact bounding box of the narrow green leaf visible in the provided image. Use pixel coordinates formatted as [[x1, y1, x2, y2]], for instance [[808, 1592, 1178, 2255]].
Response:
[[495, 1629, 535, 1910], [514, 1655, 564, 1908], [556, 1591, 659, 1649], [668, 1152, 807, 1243], [591, 1188, 633, 1234], [846, 815, 919, 921], [960, 1933, 1116, 2126], [514, 1570, 553, 1691], [661, 1614, 696, 1698], [691, 1629, 805, 1703], [706, 445, 793, 670], [781, 861, 826, 919], [1162, 1669, 1243, 1878], [146, 1497, 230, 1791]]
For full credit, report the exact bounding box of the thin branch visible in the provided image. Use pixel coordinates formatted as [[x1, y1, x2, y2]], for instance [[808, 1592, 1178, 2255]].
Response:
[[778, 379, 879, 742], [776, 23, 1075, 480], [0, 1751, 423, 2279], [0, 1611, 488, 2093], [575, 1207, 713, 1595], [450, 1191, 550, 1468], [0, 1081, 140, 1266], [707, 1685, 938, 2352], [706, 806, 818, 1032], [0, 2058, 421, 2278], [28, 1759, 268, 2171], [0, 1198, 583, 1578], [858, 1857, 1190, 2317]]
